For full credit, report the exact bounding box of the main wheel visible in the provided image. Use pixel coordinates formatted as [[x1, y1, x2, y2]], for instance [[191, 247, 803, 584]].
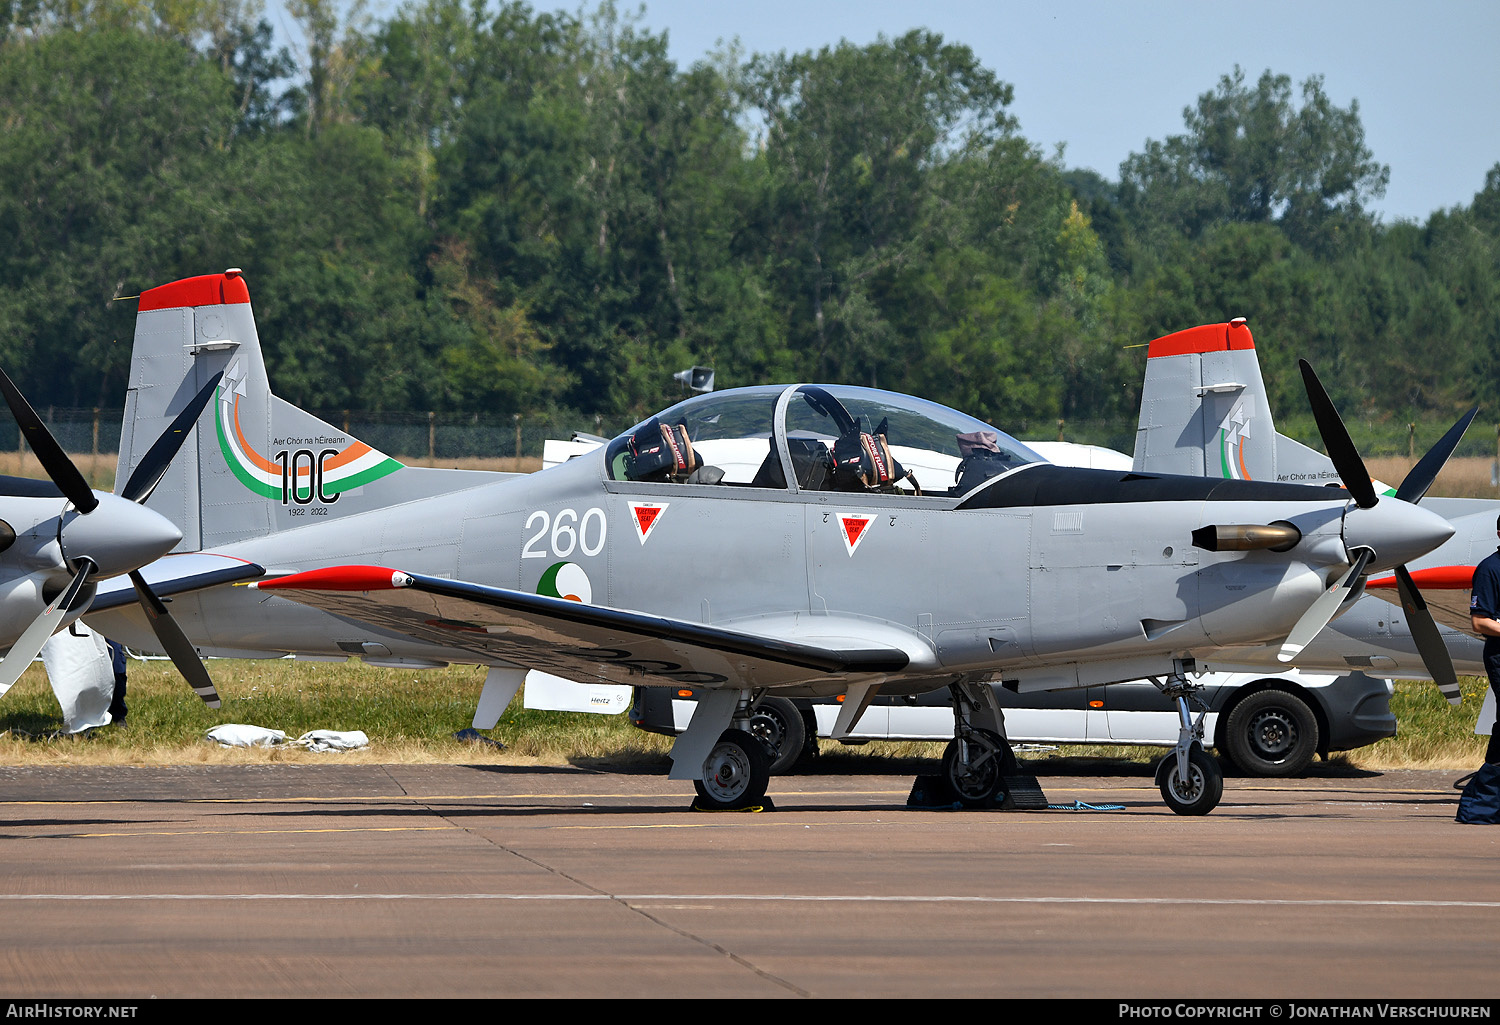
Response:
[[941, 729, 1014, 807], [1222, 690, 1319, 777], [694, 728, 771, 809], [747, 697, 809, 774], [1156, 745, 1223, 816]]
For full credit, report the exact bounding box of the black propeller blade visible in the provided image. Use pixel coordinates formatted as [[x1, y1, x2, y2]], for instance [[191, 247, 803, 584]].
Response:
[[1297, 360, 1472, 705], [130, 570, 221, 707], [119, 372, 223, 504], [0, 367, 97, 512], [1393, 564, 1462, 705], [1298, 359, 1376, 509], [1396, 406, 1479, 505]]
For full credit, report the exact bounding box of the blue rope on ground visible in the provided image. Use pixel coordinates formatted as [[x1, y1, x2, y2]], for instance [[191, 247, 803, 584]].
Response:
[[1046, 800, 1125, 812]]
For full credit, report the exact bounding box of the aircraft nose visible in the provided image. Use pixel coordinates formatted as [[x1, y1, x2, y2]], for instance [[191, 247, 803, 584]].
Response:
[[1342, 499, 1455, 571], [59, 494, 183, 578]]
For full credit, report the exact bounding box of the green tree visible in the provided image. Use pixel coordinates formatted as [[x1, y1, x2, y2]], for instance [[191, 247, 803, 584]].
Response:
[[0, 26, 250, 406], [1120, 67, 1389, 257], [743, 31, 1018, 385]]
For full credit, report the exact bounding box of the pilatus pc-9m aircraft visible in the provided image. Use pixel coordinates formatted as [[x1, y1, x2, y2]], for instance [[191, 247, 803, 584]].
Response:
[[83, 272, 1471, 815]]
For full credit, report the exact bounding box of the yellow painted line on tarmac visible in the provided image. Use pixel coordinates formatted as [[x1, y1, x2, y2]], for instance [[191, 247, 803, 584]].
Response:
[[58, 825, 464, 839], [555, 823, 713, 830]]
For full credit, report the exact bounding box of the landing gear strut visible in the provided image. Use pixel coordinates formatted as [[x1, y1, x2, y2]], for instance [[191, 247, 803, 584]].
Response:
[[1149, 660, 1223, 815], [942, 682, 1016, 807]]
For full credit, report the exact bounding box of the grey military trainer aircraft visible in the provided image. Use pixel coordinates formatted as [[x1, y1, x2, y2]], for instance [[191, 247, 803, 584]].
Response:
[[84, 271, 1472, 815]]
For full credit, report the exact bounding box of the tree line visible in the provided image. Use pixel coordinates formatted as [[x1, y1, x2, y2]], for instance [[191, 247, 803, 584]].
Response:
[[0, 0, 1496, 453]]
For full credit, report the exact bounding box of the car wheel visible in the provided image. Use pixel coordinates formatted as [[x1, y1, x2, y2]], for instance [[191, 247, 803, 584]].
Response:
[[1222, 689, 1319, 777], [747, 697, 808, 774]]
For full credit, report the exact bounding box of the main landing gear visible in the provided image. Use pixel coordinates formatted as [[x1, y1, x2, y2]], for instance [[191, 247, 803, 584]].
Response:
[[694, 727, 770, 809], [668, 689, 776, 810], [1149, 660, 1224, 816]]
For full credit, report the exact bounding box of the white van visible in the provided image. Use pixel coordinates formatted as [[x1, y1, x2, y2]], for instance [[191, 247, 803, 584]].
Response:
[[620, 670, 1397, 777]]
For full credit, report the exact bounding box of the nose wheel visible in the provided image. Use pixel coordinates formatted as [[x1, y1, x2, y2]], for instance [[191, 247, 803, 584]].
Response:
[[941, 728, 1015, 807], [1149, 661, 1224, 815], [1155, 744, 1223, 815]]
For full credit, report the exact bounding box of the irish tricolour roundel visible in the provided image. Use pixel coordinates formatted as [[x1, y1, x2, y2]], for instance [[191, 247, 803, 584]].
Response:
[[537, 561, 592, 604]]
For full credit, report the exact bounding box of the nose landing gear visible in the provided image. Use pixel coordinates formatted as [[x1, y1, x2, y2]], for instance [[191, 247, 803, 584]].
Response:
[[1149, 660, 1224, 815], [940, 682, 1018, 808]]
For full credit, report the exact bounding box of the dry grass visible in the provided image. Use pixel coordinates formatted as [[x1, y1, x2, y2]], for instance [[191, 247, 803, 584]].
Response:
[[1367, 455, 1498, 499], [1, 656, 1489, 774]]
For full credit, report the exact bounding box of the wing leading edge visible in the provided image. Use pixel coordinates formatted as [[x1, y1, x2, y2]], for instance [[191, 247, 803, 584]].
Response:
[[247, 565, 911, 690]]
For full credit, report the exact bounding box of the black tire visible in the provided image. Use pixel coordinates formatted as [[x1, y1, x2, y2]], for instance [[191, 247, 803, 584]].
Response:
[[1156, 745, 1223, 816], [747, 697, 808, 774], [1222, 689, 1319, 777], [693, 729, 770, 809], [940, 729, 1014, 808]]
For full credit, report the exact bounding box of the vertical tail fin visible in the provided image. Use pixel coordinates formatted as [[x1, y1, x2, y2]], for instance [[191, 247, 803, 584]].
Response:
[[1133, 319, 1346, 487], [118, 269, 493, 552]]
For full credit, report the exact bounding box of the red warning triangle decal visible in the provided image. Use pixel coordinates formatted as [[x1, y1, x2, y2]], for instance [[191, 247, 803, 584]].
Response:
[[630, 501, 668, 544], [838, 514, 873, 556]]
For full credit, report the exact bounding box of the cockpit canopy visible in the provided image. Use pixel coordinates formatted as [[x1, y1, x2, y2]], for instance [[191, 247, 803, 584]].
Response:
[[604, 384, 1042, 497]]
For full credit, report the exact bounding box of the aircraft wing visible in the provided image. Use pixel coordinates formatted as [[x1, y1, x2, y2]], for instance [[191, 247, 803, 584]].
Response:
[[247, 565, 912, 690], [1365, 566, 1477, 636], [87, 553, 267, 612]]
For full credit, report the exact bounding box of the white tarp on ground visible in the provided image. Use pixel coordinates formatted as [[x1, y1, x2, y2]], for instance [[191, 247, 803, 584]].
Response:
[[40, 625, 113, 733], [206, 724, 369, 750], [207, 724, 286, 747]]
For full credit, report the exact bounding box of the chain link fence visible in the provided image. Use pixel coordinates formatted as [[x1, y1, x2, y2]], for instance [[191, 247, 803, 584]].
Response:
[[14, 408, 1500, 465]]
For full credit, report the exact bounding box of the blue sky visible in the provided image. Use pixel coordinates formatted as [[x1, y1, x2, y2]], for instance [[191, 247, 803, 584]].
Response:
[[271, 0, 1500, 223]]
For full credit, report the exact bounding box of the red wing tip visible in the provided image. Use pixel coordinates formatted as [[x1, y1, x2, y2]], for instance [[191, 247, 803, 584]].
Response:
[[1365, 566, 1476, 590], [1146, 321, 1254, 358], [250, 566, 412, 591]]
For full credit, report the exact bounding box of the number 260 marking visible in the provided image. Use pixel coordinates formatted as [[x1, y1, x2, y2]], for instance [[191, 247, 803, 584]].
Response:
[[523, 507, 606, 558]]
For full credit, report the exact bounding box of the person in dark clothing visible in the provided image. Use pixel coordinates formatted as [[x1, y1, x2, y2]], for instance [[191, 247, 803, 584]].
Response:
[[106, 639, 127, 725], [1467, 515, 1500, 763]]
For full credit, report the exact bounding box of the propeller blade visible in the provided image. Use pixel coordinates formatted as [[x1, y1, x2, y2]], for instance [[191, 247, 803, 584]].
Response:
[[0, 367, 97, 513], [119, 372, 224, 505], [1298, 360, 1377, 510], [1395, 407, 1479, 505], [1279, 548, 1374, 662], [0, 560, 94, 697], [129, 570, 220, 707], [1393, 564, 1462, 706]]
